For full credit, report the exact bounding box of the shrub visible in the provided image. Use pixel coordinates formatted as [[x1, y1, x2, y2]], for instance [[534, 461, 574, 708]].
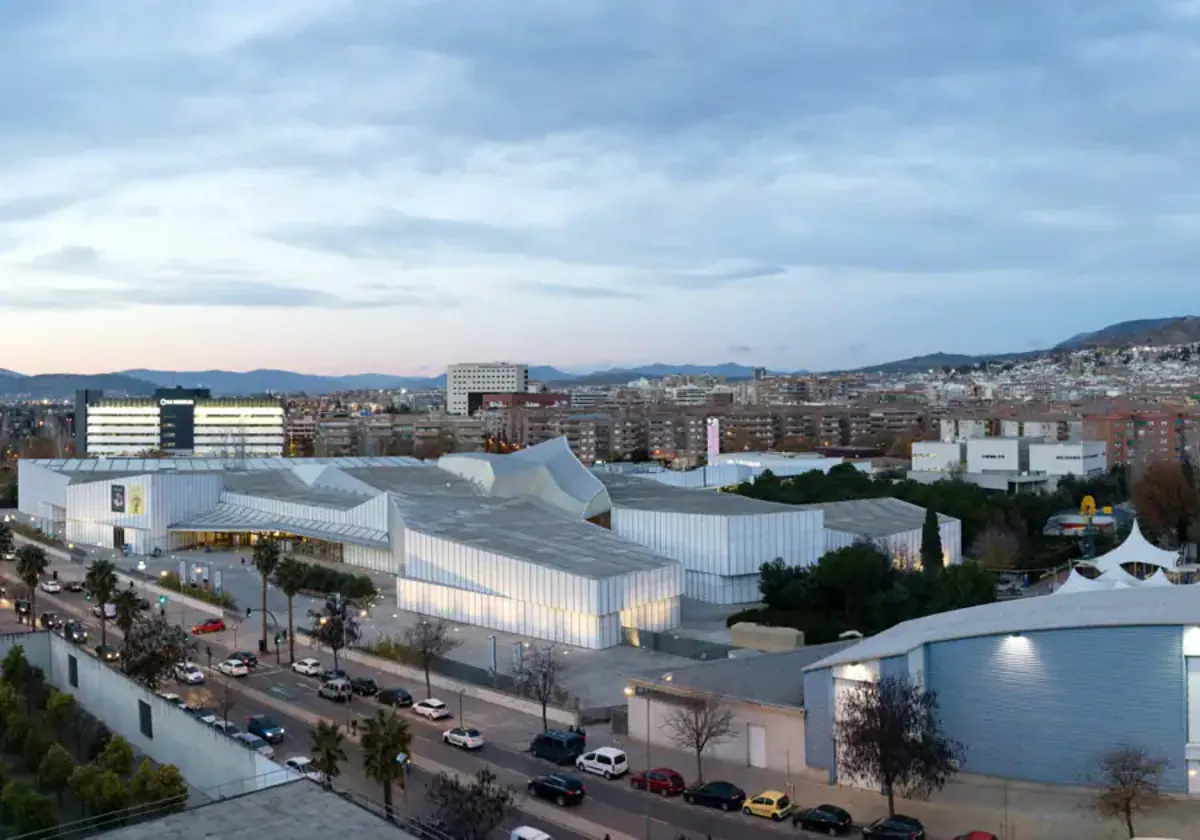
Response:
[[361, 634, 421, 666], [158, 572, 236, 609], [290, 563, 377, 600]]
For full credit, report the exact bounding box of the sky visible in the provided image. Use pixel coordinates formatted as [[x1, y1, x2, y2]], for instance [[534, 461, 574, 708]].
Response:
[[3, 1, 1200, 376]]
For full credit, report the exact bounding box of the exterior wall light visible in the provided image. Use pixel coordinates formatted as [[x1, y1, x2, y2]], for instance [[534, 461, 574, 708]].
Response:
[[1009, 632, 1022, 638]]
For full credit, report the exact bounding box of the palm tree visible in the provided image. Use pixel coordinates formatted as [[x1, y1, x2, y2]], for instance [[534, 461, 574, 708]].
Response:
[[85, 559, 119, 648], [15, 545, 48, 622], [360, 710, 411, 821], [274, 557, 307, 664], [308, 721, 346, 789], [251, 537, 282, 650], [112, 587, 144, 637]]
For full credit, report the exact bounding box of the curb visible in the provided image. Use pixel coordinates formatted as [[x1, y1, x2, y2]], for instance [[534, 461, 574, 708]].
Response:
[[240, 680, 638, 840]]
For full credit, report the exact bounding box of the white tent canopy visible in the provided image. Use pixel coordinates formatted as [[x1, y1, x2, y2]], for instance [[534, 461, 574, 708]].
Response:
[[1144, 569, 1175, 587], [1054, 565, 1179, 596], [1054, 568, 1110, 595], [1097, 566, 1144, 588], [1088, 520, 1179, 574]]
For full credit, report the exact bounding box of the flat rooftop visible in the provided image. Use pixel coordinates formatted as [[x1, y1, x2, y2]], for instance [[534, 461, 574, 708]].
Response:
[[800, 497, 953, 537], [25, 456, 425, 474], [597, 473, 798, 515], [222, 470, 371, 510], [98, 780, 417, 840]]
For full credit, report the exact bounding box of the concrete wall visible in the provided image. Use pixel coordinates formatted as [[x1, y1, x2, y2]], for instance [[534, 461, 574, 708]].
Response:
[[910, 441, 963, 472], [802, 668, 834, 774], [627, 691, 806, 776]]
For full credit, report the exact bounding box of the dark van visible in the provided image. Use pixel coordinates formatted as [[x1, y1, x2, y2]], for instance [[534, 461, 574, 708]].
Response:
[[530, 730, 586, 765]]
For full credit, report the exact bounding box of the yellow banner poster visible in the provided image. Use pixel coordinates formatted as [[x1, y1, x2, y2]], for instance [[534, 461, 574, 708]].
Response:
[[129, 485, 144, 516]]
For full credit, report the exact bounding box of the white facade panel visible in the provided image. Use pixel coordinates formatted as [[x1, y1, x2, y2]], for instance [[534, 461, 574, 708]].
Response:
[[1028, 442, 1107, 478], [343, 543, 397, 574], [18, 461, 70, 519], [910, 441, 964, 473], [1188, 658, 1200, 744], [684, 571, 760, 604], [966, 438, 1024, 473], [726, 511, 823, 572], [609, 508, 730, 573], [824, 521, 961, 569]]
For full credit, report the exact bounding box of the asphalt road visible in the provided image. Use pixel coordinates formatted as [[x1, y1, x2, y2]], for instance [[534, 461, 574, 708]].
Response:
[[16, 575, 859, 840]]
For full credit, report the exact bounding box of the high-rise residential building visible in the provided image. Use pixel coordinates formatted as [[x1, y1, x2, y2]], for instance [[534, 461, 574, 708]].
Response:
[[446, 362, 529, 415], [76, 388, 285, 457]]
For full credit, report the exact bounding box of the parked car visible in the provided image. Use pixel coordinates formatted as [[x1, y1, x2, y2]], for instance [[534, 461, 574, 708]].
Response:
[[216, 659, 249, 678], [862, 815, 926, 839], [350, 676, 378, 696], [629, 767, 685, 796], [743, 789, 795, 822], [442, 727, 484, 750], [229, 651, 258, 669], [682, 780, 745, 811], [246, 714, 286, 743], [793, 803, 853, 834], [91, 603, 116, 620], [953, 834, 999, 840], [191, 617, 226, 635], [291, 658, 321, 676], [376, 687, 414, 708], [318, 678, 353, 701], [526, 773, 585, 807], [39, 579, 61, 593], [174, 662, 205, 685], [284, 756, 326, 784], [529, 730, 586, 765], [232, 732, 275, 759], [318, 667, 348, 683], [206, 718, 240, 736], [575, 747, 629, 780], [95, 645, 120, 663], [412, 698, 451, 720], [60, 620, 87, 644]]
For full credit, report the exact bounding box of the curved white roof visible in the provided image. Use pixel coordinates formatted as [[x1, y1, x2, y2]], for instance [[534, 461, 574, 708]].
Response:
[[1090, 520, 1179, 573], [807, 583, 1200, 671], [437, 437, 611, 520]]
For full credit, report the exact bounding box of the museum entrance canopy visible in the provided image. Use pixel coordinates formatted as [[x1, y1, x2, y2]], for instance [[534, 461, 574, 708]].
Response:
[[170, 503, 389, 548]]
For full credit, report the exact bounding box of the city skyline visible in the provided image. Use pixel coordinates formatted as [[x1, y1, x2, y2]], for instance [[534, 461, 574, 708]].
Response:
[[3, 1, 1200, 375]]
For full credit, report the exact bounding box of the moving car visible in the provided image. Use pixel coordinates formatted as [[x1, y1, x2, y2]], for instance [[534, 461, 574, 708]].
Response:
[[39, 612, 63, 630], [229, 651, 258, 669], [442, 727, 484, 750], [682, 780, 746, 812], [529, 730, 586, 765], [377, 687, 414, 708], [412, 698, 451, 720], [526, 773, 585, 807], [61, 620, 87, 643], [95, 645, 120, 663], [91, 603, 116, 620], [39, 579, 61, 593], [291, 658, 321, 676], [629, 767, 685, 796], [246, 714, 286, 744], [510, 828, 552, 840], [284, 756, 326, 784], [743, 789, 795, 822], [65, 580, 86, 593], [318, 667, 348, 682], [318, 678, 352, 701], [191, 617, 226, 635], [793, 803, 853, 834], [13, 599, 31, 618], [350, 676, 378, 696], [216, 659, 249, 678], [953, 834, 999, 840], [174, 662, 205, 685], [862, 815, 926, 839], [575, 747, 629, 780], [232, 732, 275, 759]]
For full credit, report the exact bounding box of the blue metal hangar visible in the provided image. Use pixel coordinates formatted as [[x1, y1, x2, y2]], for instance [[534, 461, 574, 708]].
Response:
[[802, 583, 1200, 794]]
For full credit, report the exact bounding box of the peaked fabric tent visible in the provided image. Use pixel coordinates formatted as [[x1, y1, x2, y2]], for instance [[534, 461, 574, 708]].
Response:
[[1054, 568, 1110, 595], [1143, 569, 1175, 587], [1097, 566, 1144, 588], [1088, 520, 1179, 574]]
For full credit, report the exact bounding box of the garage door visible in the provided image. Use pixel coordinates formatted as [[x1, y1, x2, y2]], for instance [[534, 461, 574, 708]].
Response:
[[747, 725, 767, 768]]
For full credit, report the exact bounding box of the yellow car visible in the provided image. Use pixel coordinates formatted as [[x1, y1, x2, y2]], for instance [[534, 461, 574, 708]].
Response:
[[742, 789, 795, 821]]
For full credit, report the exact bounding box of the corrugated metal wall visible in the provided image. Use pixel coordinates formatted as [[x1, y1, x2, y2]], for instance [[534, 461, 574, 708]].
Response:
[[824, 521, 963, 568], [684, 571, 760, 604], [343, 544, 397, 574], [802, 668, 835, 771], [18, 462, 70, 519], [61, 473, 221, 553], [928, 627, 1188, 790], [395, 577, 624, 649]]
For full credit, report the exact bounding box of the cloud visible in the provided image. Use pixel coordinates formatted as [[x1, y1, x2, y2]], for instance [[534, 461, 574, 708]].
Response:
[[1, 1, 1199, 372], [727, 345, 753, 355]]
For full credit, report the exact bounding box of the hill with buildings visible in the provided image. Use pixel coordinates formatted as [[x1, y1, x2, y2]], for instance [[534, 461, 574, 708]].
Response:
[[0, 372, 155, 399]]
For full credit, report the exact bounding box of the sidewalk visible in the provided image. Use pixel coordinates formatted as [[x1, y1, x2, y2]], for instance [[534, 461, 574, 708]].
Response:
[[604, 723, 1200, 840]]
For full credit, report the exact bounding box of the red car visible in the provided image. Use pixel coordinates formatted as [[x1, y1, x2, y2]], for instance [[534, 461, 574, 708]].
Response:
[[191, 618, 226, 635], [629, 767, 685, 796]]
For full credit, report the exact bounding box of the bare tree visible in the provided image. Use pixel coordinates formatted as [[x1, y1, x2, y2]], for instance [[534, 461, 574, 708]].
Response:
[[969, 523, 1021, 569], [1092, 746, 1168, 839], [402, 616, 461, 698], [425, 767, 516, 840], [514, 645, 568, 733], [661, 695, 736, 783]]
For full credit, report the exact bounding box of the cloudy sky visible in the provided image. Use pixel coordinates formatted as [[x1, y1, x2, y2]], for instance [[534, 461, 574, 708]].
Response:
[[3, 1, 1200, 375]]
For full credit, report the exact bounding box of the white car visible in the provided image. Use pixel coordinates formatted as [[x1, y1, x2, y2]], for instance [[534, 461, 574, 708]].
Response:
[[291, 657, 321, 676], [412, 698, 451, 720], [39, 579, 61, 593], [232, 732, 275, 759], [156, 691, 183, 705], [203, 717, 239, 735], [575, 747, 629, 780], [284, 756, 326, 784], [174, 662, 205, 685], [442, 726, 484, 750], [216, 659, 249, 678]]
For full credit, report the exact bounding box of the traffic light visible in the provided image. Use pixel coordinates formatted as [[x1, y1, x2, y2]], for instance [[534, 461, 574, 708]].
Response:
[[84, 592, 92, 602], [246, 607, 252, 618], [157, 595, 167, 607]]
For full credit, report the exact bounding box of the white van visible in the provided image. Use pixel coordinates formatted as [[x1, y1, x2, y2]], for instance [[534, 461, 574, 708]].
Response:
[[318, 678, 352, 701], [510, 828, 551, 840]]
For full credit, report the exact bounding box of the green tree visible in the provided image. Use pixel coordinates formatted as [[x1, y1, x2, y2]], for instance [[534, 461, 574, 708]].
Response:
[[309, 721, 346, 788], [38, 744, 75, 804], [310, 594, 362, 675], [22, 729, 48, 774], [80, 768, 129, 820], [273, 556, 307, 664], [86, 558, 119, 648], [120, 614, 195, 690], [112, 586, 145, 637], [128, 759, 184, 811], [99, 735, 134, 777], [3, 715, 32, 757], [251, 537, 282, 650], [14, 791, 56, 834], [45, 690, 78, 748], [814, 543, 892, 629], [928, 561, 996, 613], [425, 768, 516, 840], [359, 710, 412, 821], [1, 646, 30, 690], [402, 616, 461, 698], [920, 507, 943, 577], [15, 544, 48, 620]]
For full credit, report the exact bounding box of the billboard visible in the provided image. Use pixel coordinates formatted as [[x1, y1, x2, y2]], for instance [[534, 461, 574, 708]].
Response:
[[129, 485, 144, 516], [110, 485, 126, 513], [706, 417, 721, 462]]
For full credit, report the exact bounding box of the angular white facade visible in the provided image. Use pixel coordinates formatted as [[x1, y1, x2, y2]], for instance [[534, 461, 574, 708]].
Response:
[[1028, 441, 1106, 477], [19, 439, 683, 649], [446, 362, 529, 415], [910, 441, 964, 473]]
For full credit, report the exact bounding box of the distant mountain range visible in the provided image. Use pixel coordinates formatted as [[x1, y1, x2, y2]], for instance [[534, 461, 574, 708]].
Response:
[[0, 363, 783, 398], [846, 316, 1200, 374]]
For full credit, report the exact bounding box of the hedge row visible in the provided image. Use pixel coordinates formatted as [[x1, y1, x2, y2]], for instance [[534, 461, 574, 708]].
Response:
[[158, 571, 236, 610], [289, 564, 377, 600]]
